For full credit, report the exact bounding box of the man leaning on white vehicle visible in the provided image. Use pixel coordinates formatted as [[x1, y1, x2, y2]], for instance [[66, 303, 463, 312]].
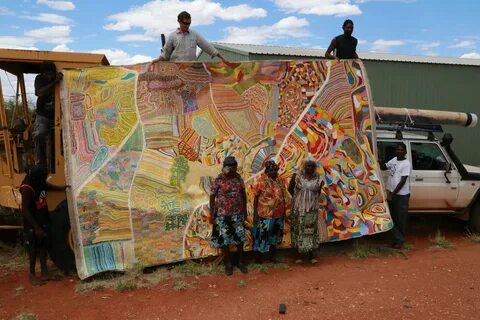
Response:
[[386, 142, 412, 249]]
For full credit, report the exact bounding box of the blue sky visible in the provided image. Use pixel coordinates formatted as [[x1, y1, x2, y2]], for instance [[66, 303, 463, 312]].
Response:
[[1, 0, 480, 65]]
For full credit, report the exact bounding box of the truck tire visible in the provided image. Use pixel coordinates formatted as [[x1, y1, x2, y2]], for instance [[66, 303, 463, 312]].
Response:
[[469, 200, 480, 233], [49, 200, 76, 275]]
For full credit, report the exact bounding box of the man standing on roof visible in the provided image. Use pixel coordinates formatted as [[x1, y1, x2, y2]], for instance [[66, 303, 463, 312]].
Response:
[[325, 19, 359, 60], [159, 11, 230, 63]]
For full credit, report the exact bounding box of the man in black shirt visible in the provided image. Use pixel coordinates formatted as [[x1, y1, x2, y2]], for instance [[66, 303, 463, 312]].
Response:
[[33, 62, 62, 165], [325, 19, 359, 60]]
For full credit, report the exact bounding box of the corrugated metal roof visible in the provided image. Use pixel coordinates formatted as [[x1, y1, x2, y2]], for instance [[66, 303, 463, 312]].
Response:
[[214, 43, 480, 66]]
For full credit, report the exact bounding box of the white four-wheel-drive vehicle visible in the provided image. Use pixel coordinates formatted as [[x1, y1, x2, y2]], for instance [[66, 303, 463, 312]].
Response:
[[375, 123, 480, 232]]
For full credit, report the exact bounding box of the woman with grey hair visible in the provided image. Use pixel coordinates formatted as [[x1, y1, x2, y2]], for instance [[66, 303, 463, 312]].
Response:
[[288, 156, 327, 264]]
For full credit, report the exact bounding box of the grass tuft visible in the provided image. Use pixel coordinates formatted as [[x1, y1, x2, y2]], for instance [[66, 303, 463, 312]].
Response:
[[115, 278, 137, 292], [0, 242, 27, 272], [430, 230, 452, 249], [465, 231, 480, 243], [172, 279, 196, 291], [15, 313, 38, 320], [237, 280, 247, 288]]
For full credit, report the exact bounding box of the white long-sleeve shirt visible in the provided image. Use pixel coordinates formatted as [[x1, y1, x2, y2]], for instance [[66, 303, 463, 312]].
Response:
[[160, 29, 218, 62]]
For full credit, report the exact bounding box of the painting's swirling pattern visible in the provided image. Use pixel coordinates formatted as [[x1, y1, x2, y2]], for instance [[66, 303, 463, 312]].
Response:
[[61, 60, 391, 279]]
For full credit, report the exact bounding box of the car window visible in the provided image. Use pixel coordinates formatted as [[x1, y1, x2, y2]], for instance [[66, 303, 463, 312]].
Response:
[[377, 141, 399, 169], [410, 142, 448, 170]]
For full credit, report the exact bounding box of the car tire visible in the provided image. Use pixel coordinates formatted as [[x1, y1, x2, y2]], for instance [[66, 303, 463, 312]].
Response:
[[469, 200, 480, 233], [48, 199, 76, 275]]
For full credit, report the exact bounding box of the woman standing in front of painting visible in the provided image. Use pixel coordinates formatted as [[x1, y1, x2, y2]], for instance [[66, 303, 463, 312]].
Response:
[[288, 156, 328, 264], [252, 160, 287, 263], [210, 156, 248, 275]]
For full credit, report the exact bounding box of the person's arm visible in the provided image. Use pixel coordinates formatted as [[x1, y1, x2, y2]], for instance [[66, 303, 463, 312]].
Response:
[[253, 194, 259, 222], [216, 53, 232, 65], [325, 38, 338, 60], [159, 35, 174, 61], [379, 160, 388, 171], [288, 173, 296, 196], [46, 182, 68, 191], [35, 73, 62, 98], [392, 176, 408, 195], [196, 32, 220, 59], [209, 193, 216, 223], [240, 181, 247, 220], [353, 38, 359, 59], [21, 188, 45, 239], [252, 181, 262, 222]]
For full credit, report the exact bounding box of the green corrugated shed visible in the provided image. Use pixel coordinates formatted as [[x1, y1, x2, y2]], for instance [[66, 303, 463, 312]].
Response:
[[198, 44, 480, 165]]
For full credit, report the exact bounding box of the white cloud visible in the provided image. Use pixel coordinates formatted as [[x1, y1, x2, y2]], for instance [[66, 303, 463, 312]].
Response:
[[0, 36, 38, 49], [1, 72, 37, 102], [52, 43, 72, 52], [117, 34, 156, 42], [274, 0, 361, 16], [0, 25, 72, 49], [24, 25, 72, 44], [355, 0, 415, 3], [90, 49, 153, 65], [215, 4, 267, 21], [416, 41, 440, 51], [104, 0, 266, 41], [22, 13, 72, 25], [221, 16, 310, 45], [460, 52, 480, 59], [449, 40, 476, 49], [371, 39, 405, 52], [37, 0, 75, 11], [0, 7, 14, 15], [425, 51, 439, 57]]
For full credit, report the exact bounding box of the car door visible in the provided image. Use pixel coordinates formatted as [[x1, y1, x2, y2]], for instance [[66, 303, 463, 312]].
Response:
[[408, 141, 460, 210]]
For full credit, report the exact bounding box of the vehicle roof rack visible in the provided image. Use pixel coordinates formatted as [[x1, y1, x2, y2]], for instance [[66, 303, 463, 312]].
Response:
[[376, 123, 443, 133]]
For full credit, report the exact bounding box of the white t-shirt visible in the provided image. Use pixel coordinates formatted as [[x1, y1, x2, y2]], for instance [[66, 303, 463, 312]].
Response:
[[386, 157, 411, 195]]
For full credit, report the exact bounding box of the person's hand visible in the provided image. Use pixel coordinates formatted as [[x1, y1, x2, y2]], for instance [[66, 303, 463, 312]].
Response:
[[209, 210, 216, 224], [386, 191, 392, 202], [34, 226, 46, 239]]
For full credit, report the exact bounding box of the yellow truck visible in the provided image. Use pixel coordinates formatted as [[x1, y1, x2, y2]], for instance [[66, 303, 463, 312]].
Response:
[[0, 49, 108, 273]]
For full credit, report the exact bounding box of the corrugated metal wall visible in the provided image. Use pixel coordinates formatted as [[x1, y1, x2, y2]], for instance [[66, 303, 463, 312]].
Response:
[[364, 61, 480, 165], [197, 49, 249, 62]]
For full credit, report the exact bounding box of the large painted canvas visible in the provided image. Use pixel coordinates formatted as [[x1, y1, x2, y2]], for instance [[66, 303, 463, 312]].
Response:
[[61, 60, 392, 279]]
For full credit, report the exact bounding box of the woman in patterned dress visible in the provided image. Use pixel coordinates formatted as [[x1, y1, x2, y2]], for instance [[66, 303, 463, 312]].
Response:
[[210, 156, 248, 275], [288, 157, 328, 264], [252, 160, 287, 263]]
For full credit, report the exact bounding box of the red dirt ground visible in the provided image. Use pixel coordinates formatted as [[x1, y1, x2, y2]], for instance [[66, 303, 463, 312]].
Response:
[[1, 216, 479, 320]]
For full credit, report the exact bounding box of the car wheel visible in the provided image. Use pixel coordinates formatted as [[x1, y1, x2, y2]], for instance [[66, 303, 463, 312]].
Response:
[[469, 200, 480, 233], [48, 199, 76, 275]]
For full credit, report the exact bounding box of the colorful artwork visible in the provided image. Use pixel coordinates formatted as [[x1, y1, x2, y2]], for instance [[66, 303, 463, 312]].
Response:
[[61, 60, 392, 279]]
